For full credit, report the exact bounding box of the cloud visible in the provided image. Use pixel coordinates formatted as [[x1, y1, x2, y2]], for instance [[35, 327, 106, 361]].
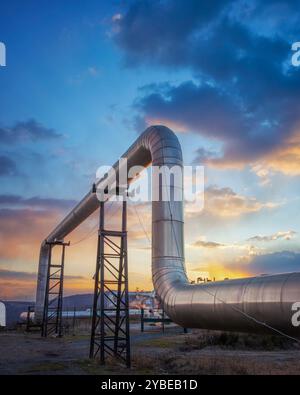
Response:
[[0, 156, 17, 176], [68, 66, 102, 85], [251, 131, 300, 176], [188, 249, 300, 281], [0, 197, 151, 277], [247, 230, 297, 242], [0, 118, 96, 206], [0, 269, 90, 300], [134, 78, 300, 170], [192, 239, 225, 248], [114, 1, 300, 173], [0, 196, 77, 261], [0, 269, 84, 281], [112, 13, 122, 23], [0, 119, 62, 144], [193, 147, 221, 164], [202, 185, 277, 217], [0, 194, 77, 211], [251, 163, 273, 186], [113, 0, 231, 67], [136, 81, 251, 144], [0, 208, 63, 260], [247, 250, 300, 275]]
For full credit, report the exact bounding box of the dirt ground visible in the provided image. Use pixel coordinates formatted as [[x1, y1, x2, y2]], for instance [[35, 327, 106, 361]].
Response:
[[1, 324, 300, 375]]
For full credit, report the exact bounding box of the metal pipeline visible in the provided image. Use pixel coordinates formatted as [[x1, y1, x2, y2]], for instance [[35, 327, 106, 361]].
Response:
[[35, 126, 300, 337]]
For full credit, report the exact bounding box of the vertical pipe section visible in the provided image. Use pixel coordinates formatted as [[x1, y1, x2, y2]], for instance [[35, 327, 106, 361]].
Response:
[[35, 242, 51, 323]]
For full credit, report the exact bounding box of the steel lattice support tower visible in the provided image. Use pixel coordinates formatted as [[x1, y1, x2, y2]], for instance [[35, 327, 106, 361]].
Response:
[[42, 240, 69, 337], [90, 200, 130, 367]]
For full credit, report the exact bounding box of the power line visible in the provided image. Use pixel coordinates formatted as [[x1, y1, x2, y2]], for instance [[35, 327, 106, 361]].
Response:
[[71, 200, 117, 245], [71, 224, 98, 246], [131, 203, 151, 245]]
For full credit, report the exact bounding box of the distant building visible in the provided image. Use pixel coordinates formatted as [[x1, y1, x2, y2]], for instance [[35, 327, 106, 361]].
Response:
[[0, 301, 6, 327], [128, 291, 160, 310]]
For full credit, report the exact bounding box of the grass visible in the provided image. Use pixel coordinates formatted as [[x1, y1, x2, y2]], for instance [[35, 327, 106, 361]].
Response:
[[179, 331, 298, 352], [130, 330, 300, 374], [2, 328, 300, 375], [76, 359, 110, 375], [132, 349, 300, 375], [64, 334, 90, 341], [24, 362, 67, 373], [76, 358, 142, 375], [137, 335, 186, 349], [135, 330, 298, 352]]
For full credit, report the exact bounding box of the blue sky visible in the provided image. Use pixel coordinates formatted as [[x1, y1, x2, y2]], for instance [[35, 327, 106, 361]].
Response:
[[0, 0, 300, 300]]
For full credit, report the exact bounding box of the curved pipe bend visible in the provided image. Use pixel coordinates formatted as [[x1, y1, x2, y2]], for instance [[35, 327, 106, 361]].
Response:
[[36, 126, 300, 337]]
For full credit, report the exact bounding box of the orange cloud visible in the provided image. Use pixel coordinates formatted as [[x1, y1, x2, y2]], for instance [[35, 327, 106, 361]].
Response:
[[185, 186, 277, 219], [204, 129, 300, 177], [254, 132, 300, 176], [145, 117, 188, 133], [0, 199, 155, 300], [0, 208, 62, 262], [0, 269, 93, 300], [192, 239, 225, 248]]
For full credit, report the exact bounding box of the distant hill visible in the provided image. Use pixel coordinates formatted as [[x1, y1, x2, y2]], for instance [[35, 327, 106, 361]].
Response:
[[62, 294, 94, 309], [2, 291, 154, 327], [2, 295, 94, 326], [62, 292, 154, 310]]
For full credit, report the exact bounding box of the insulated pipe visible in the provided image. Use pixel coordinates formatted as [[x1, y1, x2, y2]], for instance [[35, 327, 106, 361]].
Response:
[[35, 126, 300, 337]]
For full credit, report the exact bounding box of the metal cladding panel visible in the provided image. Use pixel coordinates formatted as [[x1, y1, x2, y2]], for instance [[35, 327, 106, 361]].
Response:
[[35, 126, 300, 337], [282, 273, 300, 306], [152, 201, 183, 223], [152, 221, 184, 259]]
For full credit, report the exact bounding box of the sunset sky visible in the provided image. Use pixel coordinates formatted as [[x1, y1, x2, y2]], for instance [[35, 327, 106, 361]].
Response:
[[0, 0, 300, 300]]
